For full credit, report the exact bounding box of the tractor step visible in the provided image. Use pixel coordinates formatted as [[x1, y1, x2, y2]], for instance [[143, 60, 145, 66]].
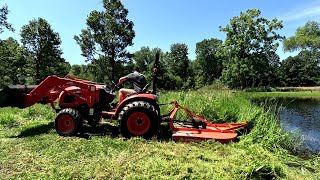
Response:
[[0, 85, 36, 108]]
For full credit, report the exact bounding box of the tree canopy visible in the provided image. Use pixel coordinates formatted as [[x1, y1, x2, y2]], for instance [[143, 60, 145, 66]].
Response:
[[220, 9, 283, 88], [280, 51, 320, 86], [0, 37, 26, 88], [283, 21, 320, 52], [0, 5, 14, 35], [194, 38, 222, 87], [1, 5, 320, 90], [74, 0, 135, 82], [168, 43, 189, 81], [21, 18, 70, 84]]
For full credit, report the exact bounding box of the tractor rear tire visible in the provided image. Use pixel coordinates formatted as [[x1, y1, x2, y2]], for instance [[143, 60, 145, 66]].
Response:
[[119, 101, 159, 138], [55, 108, 82, 136]]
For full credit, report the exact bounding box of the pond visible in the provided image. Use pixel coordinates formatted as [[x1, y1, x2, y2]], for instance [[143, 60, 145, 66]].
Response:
[[278, 98, 320, 153]]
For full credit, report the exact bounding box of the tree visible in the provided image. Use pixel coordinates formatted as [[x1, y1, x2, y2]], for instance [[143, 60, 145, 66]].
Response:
[[159, 43, 190, 89], [133, 47, 163, 83], [282, 21, 320, 86], [0, 37, 26, 88], [132, 46, 189, 90], [283, 21, 320, 52], [280, 51, 320, 86], [266, 51, 281, 86], [21, 18, 70, 84], [219, 9, 283, 88], [70, 64, 96, 82], [0, 5, 14, 35], [194, 38, 222, 87], [168, 43, 189, 80], [74, 0, 135, 82], [133, 46, 154, 73]]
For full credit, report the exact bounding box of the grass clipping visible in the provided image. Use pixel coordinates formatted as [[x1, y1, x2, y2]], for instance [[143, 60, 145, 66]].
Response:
[[0, 90, 319, 179]]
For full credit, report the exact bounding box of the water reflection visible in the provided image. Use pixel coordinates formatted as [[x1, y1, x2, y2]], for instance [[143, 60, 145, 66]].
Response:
[[253, 97, 320, 153], [278, 98, 320, 153]]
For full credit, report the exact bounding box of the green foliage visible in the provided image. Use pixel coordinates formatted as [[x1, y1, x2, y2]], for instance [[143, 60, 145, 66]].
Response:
[[0, 4, 14, 34], [0, 38, 27, 88], [194, 38, 222, 88], [74, 0, 135, 82], [133, 46, 154, 73], [132, 47, 162, 82], [158, 43, 192, 90], [280, 51, 320, 86], [281, 21, 320, 87], [220, 9, 283, 89], [131, 45, 193, 90], [70, 64, 96, 81], [0, 113, 18, 128], [20, 18, 70, 84], [168, 43, 189, 81], [2, 6, 320, 92], [283, 21, 320, 52], [243, 86, 273, 92]]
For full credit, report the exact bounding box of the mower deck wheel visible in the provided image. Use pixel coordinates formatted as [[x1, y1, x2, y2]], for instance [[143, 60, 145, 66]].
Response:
[[55, 108, 82, 136]]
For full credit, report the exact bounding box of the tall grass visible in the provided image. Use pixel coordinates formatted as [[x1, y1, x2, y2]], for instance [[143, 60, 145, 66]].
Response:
[[0, 90, 319, 179], [160, 91, 295, 150]]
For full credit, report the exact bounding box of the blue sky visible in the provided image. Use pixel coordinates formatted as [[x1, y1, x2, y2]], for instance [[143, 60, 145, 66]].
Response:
[[1, 0, 320, 65]]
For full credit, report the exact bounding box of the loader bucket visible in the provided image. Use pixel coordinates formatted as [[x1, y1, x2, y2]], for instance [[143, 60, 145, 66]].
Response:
[[0, 85, 37, 108]]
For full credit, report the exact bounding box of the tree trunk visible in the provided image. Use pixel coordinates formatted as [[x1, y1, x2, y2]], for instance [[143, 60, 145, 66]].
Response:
[[111, 52, 115, 82], [36, 58, 40, 84]]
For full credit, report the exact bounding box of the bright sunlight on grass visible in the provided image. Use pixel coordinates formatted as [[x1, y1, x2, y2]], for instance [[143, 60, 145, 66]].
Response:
[[0, 90, 319, 179]]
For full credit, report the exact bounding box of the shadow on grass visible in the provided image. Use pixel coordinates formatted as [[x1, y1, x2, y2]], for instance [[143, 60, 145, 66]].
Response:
[[77, 122, 121, 140], [78, 122, 173, 141], [13, 121, 247, 142], [16, 122, 54, 137], [156, 123, 173, 141], [12, 120, 173, 141], [13, 121, 122, 139]]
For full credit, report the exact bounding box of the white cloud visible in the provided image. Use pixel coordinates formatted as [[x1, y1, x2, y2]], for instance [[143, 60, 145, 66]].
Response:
[[281, 2, 320, 22]]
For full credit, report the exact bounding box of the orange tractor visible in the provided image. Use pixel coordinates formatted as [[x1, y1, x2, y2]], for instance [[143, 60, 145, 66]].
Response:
[[0, 52, 247, 142]]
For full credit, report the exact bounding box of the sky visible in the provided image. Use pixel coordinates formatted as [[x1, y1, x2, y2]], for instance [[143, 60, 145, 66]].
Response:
[[1, 0, 320, 65]]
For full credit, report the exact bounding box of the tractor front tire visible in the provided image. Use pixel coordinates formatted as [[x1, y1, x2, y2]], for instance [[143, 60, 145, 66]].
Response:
[[55, 108, 82, 136], [119, 101, 159, 138]]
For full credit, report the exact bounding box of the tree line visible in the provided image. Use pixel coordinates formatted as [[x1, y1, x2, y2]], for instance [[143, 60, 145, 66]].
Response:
[[1, 1, 320, 90]]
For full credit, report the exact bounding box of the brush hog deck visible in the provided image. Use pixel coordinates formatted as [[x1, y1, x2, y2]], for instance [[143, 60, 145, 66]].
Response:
[[163, 101, 247, 143], [172, 124, 245, 143]]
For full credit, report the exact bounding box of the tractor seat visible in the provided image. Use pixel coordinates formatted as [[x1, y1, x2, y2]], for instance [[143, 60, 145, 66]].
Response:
[[140, 84, 150, 93], [125, 84, 150, 100]]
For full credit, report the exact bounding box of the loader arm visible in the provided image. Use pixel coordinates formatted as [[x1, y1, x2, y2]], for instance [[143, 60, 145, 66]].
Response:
[[23, 76, 96, 108]]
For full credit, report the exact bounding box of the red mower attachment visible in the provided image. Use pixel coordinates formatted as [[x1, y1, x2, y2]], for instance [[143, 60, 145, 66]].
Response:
[[162, 101, 248, 143]]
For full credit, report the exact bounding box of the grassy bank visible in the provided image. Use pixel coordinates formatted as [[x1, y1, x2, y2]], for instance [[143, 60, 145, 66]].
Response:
[[0, 90, 319, 179], [243, 91, 320, 99], [276, 87, 320, 91]]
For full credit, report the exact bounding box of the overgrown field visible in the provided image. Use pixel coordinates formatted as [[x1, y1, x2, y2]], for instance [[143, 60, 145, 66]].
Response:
[[0, 90, 319, 179]]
